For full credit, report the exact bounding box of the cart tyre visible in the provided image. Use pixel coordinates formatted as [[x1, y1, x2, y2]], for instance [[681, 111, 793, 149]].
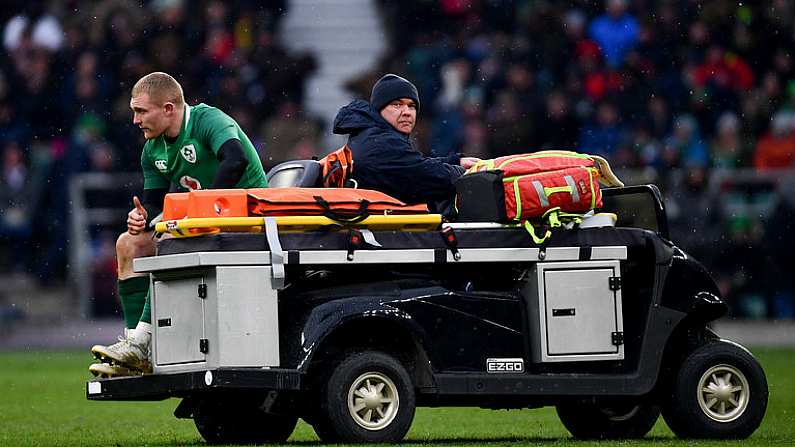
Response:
[[662, 340, 767, 439], [556, 401, 660, 439], [318, 350, 415, 443], [193, 398, 297, 445]]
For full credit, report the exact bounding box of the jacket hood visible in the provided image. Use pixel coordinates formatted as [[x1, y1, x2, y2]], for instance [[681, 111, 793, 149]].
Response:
[[333, 99, 394, 135]]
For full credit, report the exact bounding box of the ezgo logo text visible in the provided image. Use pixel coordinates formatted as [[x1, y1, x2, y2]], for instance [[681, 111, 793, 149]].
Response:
[[486, 358, 524, 373]]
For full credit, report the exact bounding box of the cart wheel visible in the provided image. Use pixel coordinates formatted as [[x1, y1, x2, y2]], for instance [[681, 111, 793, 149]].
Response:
[[193, 398, 297, 445], [556, 401, 660, 439], [662, 340, 768, 439], [316, 350, 415, 443]]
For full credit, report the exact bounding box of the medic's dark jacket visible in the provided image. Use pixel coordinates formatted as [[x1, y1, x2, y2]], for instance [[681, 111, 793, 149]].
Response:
[[333, 99, 464, 207]]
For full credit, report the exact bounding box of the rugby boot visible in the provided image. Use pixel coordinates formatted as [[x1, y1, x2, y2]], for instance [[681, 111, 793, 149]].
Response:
[[91, 336, 152, 373], [88, 362, 136, 378], [90, 328, 131, 361]]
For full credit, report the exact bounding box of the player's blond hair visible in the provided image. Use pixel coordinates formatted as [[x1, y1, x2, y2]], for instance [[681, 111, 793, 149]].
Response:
[[131, 72, 184, 106]]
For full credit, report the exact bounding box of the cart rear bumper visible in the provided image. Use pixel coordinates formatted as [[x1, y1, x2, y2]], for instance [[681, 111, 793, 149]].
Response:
[[86, 368, 303, 401]]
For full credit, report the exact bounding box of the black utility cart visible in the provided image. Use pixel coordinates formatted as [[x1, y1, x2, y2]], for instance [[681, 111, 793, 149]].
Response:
[[87, 185, 768, 443]]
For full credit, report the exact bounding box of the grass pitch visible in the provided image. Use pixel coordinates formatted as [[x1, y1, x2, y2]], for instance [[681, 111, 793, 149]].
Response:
[[0, 348, 792, 446]]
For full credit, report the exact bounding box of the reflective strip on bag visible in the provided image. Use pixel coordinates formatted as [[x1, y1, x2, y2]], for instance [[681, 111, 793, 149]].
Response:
[[564, 175, 580, 203], [532, 180, 549, 207]]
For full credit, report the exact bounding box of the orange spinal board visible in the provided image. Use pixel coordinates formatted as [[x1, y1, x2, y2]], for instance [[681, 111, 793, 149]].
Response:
[[162, 189, 249, 219]]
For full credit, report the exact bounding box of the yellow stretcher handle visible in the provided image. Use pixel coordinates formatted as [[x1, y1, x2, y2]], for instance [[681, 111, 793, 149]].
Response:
[[155, 215, 443, 238]]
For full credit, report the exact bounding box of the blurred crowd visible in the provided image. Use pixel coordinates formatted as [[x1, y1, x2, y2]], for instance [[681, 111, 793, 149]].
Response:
[[1, 0, 794, 319], [0, 1, 320, 287], [365, 0, 795, 174]]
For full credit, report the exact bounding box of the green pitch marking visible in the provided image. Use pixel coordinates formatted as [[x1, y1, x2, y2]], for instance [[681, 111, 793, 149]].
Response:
[[0, 349, 792, 446]]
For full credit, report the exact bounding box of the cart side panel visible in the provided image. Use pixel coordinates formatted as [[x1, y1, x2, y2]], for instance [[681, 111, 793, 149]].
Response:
[[150, 262, 280, 374], [215, 266, 280, 367]]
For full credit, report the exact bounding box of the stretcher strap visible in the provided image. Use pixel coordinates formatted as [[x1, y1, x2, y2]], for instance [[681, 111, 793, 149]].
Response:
[[264, 217, 286, 289], [347, 229, 363, 261], [314, 196, 370, 223], [440, 224, 461, 261]]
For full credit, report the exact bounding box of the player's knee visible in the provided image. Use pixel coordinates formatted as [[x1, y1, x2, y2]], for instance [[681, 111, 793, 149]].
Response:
[[116, 232, 155, 260], [116, 232, 134, 259]]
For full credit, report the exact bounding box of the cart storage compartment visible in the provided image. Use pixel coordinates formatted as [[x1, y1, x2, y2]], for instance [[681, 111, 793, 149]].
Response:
[[150, 266, 280, 373], [152, 274, 206, 365], [523, 260, 624, 362]]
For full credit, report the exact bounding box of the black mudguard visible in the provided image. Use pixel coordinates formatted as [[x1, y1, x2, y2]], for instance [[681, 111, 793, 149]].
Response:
[[278, 279, 435, 371], [659, 247, 728, 323]]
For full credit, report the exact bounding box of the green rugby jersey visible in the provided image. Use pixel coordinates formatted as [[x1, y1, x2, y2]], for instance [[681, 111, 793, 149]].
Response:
[[140, 103, 268, 191]]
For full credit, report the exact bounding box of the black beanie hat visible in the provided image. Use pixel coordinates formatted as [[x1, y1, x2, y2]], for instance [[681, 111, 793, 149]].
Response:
[[370, 74, 420, 112]]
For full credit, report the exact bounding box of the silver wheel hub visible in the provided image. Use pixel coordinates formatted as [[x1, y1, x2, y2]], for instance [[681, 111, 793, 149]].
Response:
[[347, 372, 399, 431], [697, 364, 749, 422]]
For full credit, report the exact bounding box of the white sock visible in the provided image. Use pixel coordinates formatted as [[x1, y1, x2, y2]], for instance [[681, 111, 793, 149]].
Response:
[[132, 321, 153, 346]]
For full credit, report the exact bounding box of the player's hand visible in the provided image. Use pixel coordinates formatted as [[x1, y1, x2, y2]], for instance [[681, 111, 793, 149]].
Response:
[[460, 157, 481, 170], [127, 196, 148, 235]]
